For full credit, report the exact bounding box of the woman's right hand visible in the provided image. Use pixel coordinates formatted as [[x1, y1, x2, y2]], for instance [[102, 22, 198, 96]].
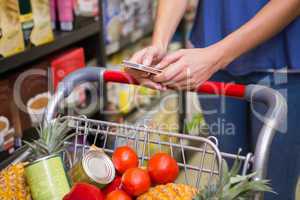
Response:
[[126, 45, 167, 90]]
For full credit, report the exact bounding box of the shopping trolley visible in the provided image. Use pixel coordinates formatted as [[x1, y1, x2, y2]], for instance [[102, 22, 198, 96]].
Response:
[[21, 67, 287, 199]]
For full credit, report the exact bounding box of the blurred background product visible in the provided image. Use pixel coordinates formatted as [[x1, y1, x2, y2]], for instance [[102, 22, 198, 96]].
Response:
[[0, 0, 25, 57], [30, 0, 54, 45], [57, 0, 74, 31], [18, 0, 34, 46]]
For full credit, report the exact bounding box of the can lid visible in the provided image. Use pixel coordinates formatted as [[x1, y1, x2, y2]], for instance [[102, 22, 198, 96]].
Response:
[[82, 149, 115, 184]]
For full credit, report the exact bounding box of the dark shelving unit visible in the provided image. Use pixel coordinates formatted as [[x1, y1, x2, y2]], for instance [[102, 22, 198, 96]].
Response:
[[0, 17, 100, 75]]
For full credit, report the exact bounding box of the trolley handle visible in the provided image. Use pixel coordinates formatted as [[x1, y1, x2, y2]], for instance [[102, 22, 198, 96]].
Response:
[[103, 70, 246, 98], [44, 67, 287, 183]]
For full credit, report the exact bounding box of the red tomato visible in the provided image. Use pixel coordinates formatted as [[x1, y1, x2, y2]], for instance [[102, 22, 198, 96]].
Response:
[[102, 176, 122, 196], [148, 152, 179, 184], [106, 190, 132, 200], [112, 146, 139, 174], [121, 168, 151, 196], [63, 183, 105, 200]]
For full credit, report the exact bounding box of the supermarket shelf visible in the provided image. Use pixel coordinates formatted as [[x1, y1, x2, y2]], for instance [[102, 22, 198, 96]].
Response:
[[106, 24, 153, 56], [0, 17, 100, 75]]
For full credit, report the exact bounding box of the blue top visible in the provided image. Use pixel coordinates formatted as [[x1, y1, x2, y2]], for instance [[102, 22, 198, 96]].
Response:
[[190, 0, 300, 75]]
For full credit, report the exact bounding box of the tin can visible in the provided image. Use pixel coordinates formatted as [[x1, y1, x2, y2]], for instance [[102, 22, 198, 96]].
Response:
[[25, 154, 71, 200], [69, 147, 115, 188]]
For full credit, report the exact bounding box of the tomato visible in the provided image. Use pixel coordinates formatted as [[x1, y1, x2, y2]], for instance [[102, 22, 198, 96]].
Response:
[[112, 146, 139, 174], [63, 183, 105, 200], [121, 168, 151, 196], [148, 152, 179, 184], [106, 190, 132, 200], [102, 176, 122, 196]]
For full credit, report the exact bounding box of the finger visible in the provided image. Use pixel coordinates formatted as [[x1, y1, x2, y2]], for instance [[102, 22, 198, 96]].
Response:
[[155, 51, 183, 70], [125, 68, 150, 79], [130, 48, 147, 64], [153, 60, 184, 83], [143, 47, 157, 66], [139, 79, 163, 90]]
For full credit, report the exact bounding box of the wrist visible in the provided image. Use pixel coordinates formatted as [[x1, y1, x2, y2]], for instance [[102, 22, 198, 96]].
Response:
[[152, 40, 168, 53], [214, 35, 244, 69]]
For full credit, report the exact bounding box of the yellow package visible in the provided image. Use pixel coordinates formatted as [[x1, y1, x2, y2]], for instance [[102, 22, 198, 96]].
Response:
[[0, 0, 25, 57], [30, 0, 54, 46], [119, 85, 135, 114]]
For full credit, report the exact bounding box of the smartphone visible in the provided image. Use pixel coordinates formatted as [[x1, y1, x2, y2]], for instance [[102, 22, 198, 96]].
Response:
[[122, 60, 162, 75]]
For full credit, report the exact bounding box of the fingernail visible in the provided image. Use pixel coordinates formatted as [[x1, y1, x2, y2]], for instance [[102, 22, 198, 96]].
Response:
[[143, 59, 150, 65]]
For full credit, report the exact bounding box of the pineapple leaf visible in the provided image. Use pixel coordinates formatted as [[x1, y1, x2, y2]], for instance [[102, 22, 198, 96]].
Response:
[[25, 117, 71, 157], [194, 157, 274, 200]]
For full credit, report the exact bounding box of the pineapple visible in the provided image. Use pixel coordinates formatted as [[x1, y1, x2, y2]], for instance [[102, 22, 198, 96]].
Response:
[[137, 159, 273, 200], [24, 119, 72, 158], [0, 163, 31, 200], [137, 183, 197, 200], [194, 159, 273, 200]]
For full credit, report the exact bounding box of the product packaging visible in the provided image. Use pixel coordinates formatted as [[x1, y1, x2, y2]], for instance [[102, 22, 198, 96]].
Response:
[[73, 0, 99, 17], [18, 0, 34, 46], [119, 0, 136, 37], [136, 0, 153, 28], [57, 0, 74, 31], [0, 0, 25, 57], [0, 80, 19, 154], [50, 48, 85, 90], [103, 0, 122, 44], [30, 0, 54, 46], [9, 61, 50, 129], [50, 0, 57, 29], [50, 48, 91, 114]]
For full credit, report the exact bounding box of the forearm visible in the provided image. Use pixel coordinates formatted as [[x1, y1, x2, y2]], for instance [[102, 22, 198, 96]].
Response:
[[218, 0, 300, 66], [152, 0, 188, 50]]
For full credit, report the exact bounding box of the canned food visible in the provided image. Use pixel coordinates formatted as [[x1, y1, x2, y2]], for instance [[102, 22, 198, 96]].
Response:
[[69, 147, 115, 188], [25, 154, 71, 200]]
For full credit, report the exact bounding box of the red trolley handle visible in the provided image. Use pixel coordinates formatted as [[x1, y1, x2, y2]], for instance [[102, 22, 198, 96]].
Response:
[[103, 70, 246, 98]]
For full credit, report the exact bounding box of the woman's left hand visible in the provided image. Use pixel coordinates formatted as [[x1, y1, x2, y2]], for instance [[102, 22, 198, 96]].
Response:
[[153, 46, 230, 90]]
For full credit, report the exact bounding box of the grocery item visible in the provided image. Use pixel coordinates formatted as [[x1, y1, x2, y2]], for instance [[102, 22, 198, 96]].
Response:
[[57, 0, 74, 31], [121, 168, 151, 196], [0, 80, 18, 154], [103, 0, 122, 44], [26, 92, 51, 126], [137, 183, 197, 200], [63, 183, 105, 200], [102, 176, 122, 196], [0, 0, 25, 57], [193, 159, 273, 200], [30, 0, 54, 45], [68, 146, 115, 188], [0, 163, 32, 200], [106, 190, 132, 200], [25, 154, 71, 200], [112, 146, 139, 174], [50, 48, 85, 90], [24, 119, 72, 200], [10, 61, 49, 131], [18, 0, 34, 46], [73, 0, 99, 17], [49, 0, 57, 29], [148, 152, 179, 184]]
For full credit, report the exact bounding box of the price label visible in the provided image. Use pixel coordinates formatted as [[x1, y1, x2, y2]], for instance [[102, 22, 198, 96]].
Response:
[[131, 29, 143, 42], [107, 42, 120, 55]]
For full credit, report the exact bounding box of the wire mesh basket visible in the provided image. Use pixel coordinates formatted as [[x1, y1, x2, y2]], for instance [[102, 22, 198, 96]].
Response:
[[62, 115, 249, 190]]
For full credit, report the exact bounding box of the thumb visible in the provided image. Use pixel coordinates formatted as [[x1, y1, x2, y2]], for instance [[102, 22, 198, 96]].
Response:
[[143, 48, 157, 66]]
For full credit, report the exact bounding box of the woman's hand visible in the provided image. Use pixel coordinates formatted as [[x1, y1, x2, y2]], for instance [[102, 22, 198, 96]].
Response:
[[126, 45, 167, 90], [153, 45, 231, 90]]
